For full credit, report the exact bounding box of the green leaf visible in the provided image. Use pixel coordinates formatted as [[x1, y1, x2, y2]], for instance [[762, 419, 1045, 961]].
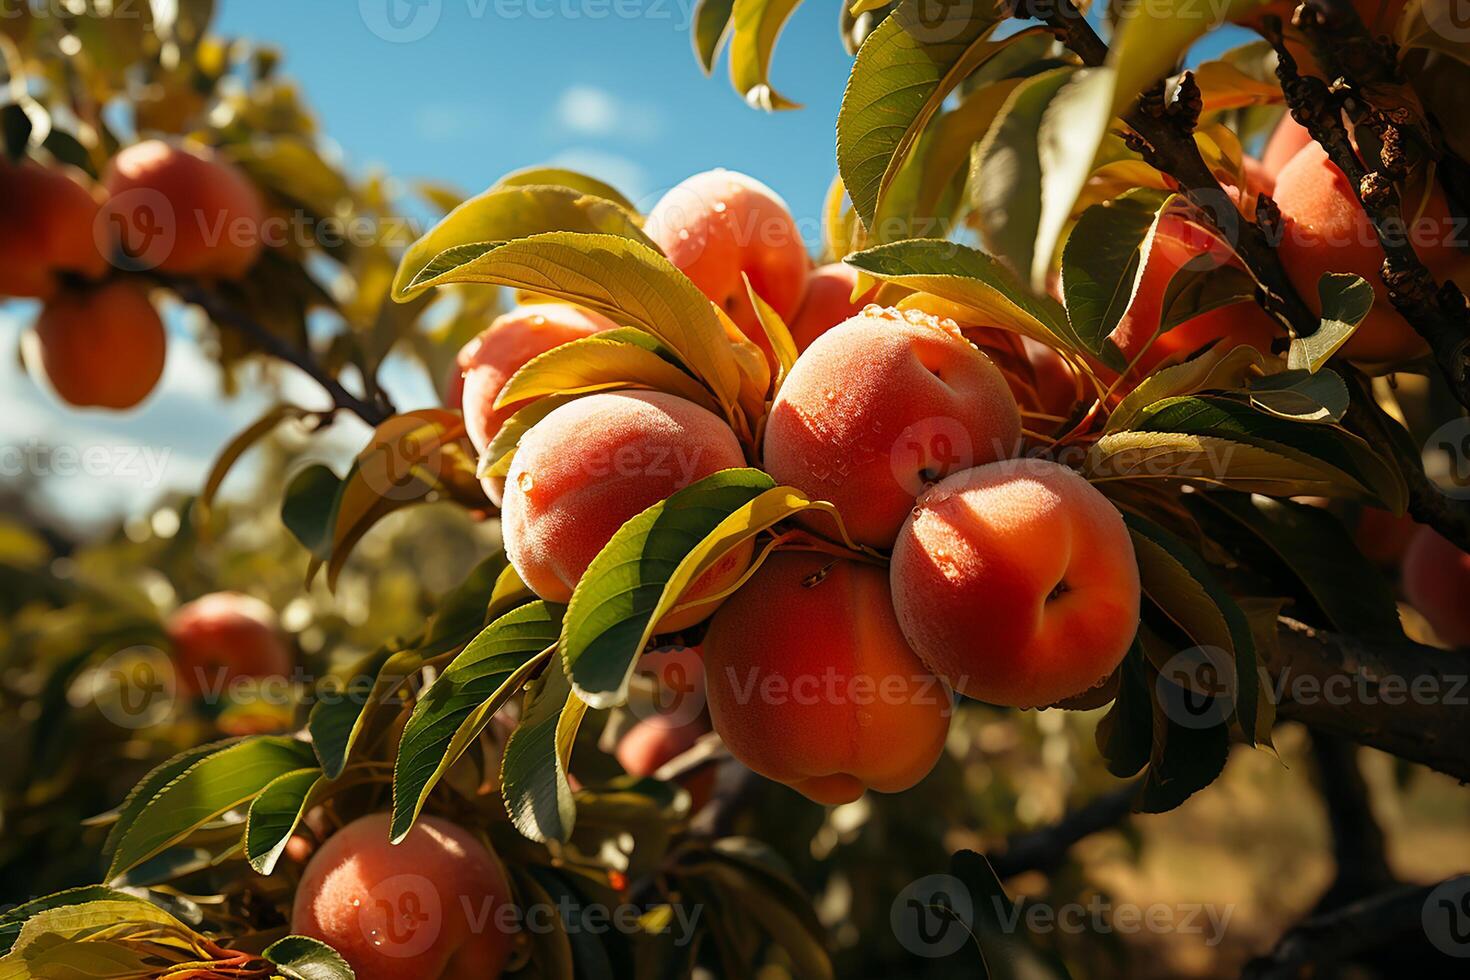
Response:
[[562, 469, 799, 709], [1061, 188, 1178, 354], [1087, 430, 1352, 498], [693, 0, 736, 73], [728, 0, 803, 110], [281, 464, 342, 562], [399, 232, 743, 415], [1095, 649, 1154, 779], [1126, 514, 1258, 743], [199, 405, 310, 524], [844, 239, 1078, 351], [836, 2, 1009, 228], [308, 648, 421, 778], [493, 165, 637, 212], [1190, 493, 1403, 642], [0, 887, 140, 957], [743, 273, 798, 384], [1247, 369, 1349, 423], [245, 768, 324, 875], [393, 183, 652, 300], [391, 602, 563, 842], [1107, 0, 1265, 120], [263, 936, 357, 980], [501, 658, 587, 843], [421, 551, 512, 657], [950, 850, 1074, 980], [496, 329, 722, 416], [1135, 688, 1232, 814], [106, 737, 316, 882], [1106, 342, 1266, 434], [102, 738, 241, 862], [1288, 273, 1374, 372], [682, 857, 833, 979]]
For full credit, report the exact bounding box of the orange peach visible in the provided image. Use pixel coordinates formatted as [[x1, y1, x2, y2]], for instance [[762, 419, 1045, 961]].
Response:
[[1274, 142, 1462, 365], [1402, 525, 1470, 648], [101, 139, 265, 278], [643, 169, 809, 359], [291, 813, 514, 980], [1107, 213, 1281, 380], [787, 262, 877, 351], [166, 592, 292, 698], [501, 391, 749, 629], [890, 458, 1141, 708], [0, 158, 107, 298], [33, 280, 166, 410], [702, 553, 951, 804], [1262, 114, 1313, 180], [1355, 506, 1417, 566], [762, 306, 1023, 547]]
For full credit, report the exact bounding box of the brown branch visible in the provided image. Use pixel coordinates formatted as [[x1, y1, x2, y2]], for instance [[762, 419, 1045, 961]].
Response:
[[1269, 616, 1470, 782], [1267, 8, 1470, 411], [1011, 0, 1318, 336], [168, 280, 394, 428], [1307, 733, 1395, 912], [988, 781, 1139, 878]]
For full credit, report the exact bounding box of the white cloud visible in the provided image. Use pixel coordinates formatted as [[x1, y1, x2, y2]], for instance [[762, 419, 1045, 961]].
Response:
[[553, 85, 663, 143]]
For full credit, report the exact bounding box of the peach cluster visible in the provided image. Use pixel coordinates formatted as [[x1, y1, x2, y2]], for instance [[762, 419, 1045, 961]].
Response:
[[3, 140, 266, 410], [455, 169, 1142, 811]]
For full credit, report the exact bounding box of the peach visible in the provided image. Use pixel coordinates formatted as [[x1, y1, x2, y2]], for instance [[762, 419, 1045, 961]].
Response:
[[0, 158, 107, 298], [166, 592, 292, 698], [1273, 142, 1462, 365], [1355, 506, 1417, 566], [456, 303, 616, 500], [787, 262, 877, 351], [1262, 115, 1313, 180], [1107, 213, 1280, 381], [291, 813, 514, 980], [501, 391, 749, 630], [643, 169, 809, 359], [762, 306, 1023, 548], [1402, 525, 1470, 648], [890, 458, 1141, 708], [702, 552, 951, 804], [33, 280, 166, 410], [101, 139, 265, 278], [616, 717, 717, 809]]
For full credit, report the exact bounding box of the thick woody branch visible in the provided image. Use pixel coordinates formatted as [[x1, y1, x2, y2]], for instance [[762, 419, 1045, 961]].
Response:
[[1011, 0, 1318, 336], [1269, 616, 1470, 782], [988, 781, 1139, 878]]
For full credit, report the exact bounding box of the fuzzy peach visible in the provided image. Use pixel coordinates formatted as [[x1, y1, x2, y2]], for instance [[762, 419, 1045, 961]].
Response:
[[1403, 525, 1470, 648], [702, 553, 951, 805], [643, 169, 809, 358], [0, 158, 107, 298], [101, 139, 266, 278], [787, 262, 877, 351], [1262, 115, 1313, 180], [762, 306, 1023, 548], [1273, 142, 1463, 365], [166, 592, 292, 698], [33, 280, 166, 410], [291, 813, 514, 980], [890, 458, 1141, 708], [501, 391, 749, 630], [615, 716, 716, 810]]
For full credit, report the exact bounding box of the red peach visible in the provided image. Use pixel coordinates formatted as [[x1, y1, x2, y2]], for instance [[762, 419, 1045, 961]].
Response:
[[786, 262, 877, 351], [33, 280, 166, 410], [166, 592, 292, 698], [1402, 525, 1470, 648], [0, 158, 108, 298]]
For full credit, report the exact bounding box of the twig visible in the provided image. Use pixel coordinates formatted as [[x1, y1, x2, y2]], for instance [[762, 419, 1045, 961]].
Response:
[[1267, 7, 1470, 411], [168, 280, 393, 427], [1307, 733, 1395, 913], [988, 780, 1140, 879], [1011, 0, 1318, 336]]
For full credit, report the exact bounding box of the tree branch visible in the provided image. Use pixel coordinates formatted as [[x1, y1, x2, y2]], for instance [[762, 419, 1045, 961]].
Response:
[[988, 781, 1139, 879], [1012, 0, 1318, 336], [1266, 7, 1470, 411], [1269, 616, 1470, 782], [168, 280, 394, 428], [1307, 733, 1395, 912]]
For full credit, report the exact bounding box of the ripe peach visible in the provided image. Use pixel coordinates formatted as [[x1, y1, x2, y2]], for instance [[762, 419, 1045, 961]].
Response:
[[702, 553, 951, 804], [643, 169, 809, 358], [456, 303, 616, 485], [616, 717, 717, 810], [1355, 506, 1417, 566], [890, 458, 1141, 708], [101, 139, 265, 278], [33, 280, 166, 410], [787, 262, 876, 351], [166, 592, 292, 698], [501, 391, 749, 629], [291, 813, 514, 980], [1262, 115, 1313, 180], [1273, 142, 1463, 365], [1402, 525, 1470, 648], [0, 159, 107, 298], [762, 307, 1023, 548], [1107, 213, 1280, 380]]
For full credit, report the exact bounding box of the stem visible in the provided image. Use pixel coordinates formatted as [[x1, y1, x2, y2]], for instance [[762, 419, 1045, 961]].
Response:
[[988, 781, 1140, 878], [168, 280, 393, 428]]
